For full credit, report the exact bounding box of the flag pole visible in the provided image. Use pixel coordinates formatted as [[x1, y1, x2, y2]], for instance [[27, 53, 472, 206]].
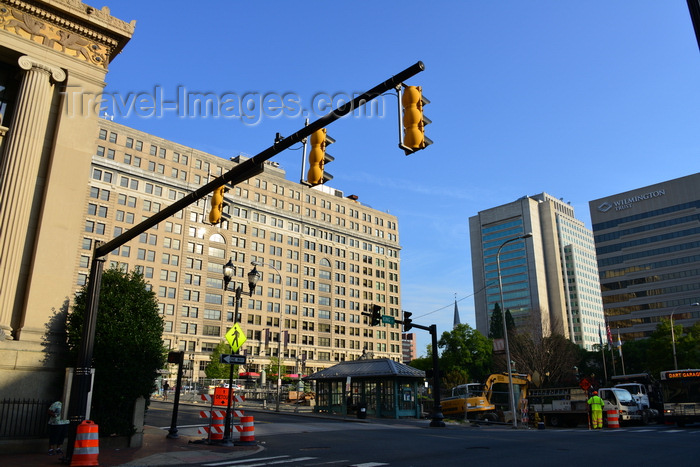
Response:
[[607, 323, 618, 376], [598, 324, 608, 384], [617, 330, 626, 375]]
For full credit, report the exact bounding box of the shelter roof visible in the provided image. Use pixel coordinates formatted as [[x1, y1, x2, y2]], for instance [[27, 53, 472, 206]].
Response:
[[306, 358, 425, 380]]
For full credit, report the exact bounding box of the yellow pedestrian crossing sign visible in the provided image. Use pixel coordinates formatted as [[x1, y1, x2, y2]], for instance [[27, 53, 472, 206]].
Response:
[[225, 323, 246, 353]]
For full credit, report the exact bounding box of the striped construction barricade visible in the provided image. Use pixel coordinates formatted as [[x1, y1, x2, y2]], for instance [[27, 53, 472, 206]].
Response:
[[606, 410, 620, 428], [235, 416, 256, 445], [71, 420, 99, 466]]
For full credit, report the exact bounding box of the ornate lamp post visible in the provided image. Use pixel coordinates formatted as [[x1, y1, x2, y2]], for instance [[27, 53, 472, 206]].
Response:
[[220, 259, 259, 445]]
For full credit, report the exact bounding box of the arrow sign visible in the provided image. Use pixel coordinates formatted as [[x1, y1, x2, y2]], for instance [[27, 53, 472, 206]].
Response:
[[220, 354, 247, 365]]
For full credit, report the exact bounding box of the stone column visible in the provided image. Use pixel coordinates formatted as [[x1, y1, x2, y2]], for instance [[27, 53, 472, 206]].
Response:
[[0, 56, 65, 339]]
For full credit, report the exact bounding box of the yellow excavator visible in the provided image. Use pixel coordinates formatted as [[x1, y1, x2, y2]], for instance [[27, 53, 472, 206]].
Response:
[[442, 373, 531, 423]]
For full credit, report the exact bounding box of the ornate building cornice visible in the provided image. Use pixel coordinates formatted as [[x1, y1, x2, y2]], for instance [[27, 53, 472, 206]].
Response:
[[0, 0, 134, 69]]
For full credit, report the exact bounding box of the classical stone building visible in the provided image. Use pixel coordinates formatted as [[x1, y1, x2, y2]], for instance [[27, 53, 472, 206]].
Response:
[[0, 0, 133, 399]]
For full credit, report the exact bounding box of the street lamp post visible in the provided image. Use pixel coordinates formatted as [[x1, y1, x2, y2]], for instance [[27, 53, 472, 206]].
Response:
[[496, 232, 532, 429], [251, 261, 285, 412], [670, 302, 700, 370], [221, 259, 259, 445]]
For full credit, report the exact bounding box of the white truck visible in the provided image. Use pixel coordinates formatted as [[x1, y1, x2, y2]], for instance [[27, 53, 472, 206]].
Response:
[[529, 386, 644, 427], [611, 373, 662, 423]]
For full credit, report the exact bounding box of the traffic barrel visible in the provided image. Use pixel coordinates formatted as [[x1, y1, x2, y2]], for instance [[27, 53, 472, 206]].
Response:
[[235, 416, 256, 445], [71, 420, 99, 466], [606, 410, 619, 429], [210, 410, 224, 441]]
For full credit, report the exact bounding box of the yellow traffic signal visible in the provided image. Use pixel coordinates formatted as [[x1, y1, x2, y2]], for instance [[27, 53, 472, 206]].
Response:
[[306, 128, 335, 186], [401, 85, 432, 155], [208, 185, 226, 224]]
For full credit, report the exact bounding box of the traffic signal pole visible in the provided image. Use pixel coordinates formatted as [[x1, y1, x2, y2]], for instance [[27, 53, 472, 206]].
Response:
[[399, 320, 445, 427], [64, 61, 426, 461]]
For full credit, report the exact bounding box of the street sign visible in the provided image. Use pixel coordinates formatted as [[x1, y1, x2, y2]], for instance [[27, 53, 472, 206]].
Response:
[[220, 354, 247, 365], [225, 323, 247, 353], [213, 387, 229, 407], [382, 315, 395, 324]]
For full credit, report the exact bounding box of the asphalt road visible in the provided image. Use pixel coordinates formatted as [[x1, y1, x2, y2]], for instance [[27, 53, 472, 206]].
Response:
[[146, 402, 700, 466]]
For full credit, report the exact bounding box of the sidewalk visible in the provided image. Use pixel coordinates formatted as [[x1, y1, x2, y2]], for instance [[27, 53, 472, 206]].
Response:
[[3, 425, 264, 467], [1, 400, 329, 467]]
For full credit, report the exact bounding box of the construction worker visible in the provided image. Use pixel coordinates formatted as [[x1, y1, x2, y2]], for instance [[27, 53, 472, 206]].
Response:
[[587, 390, 605, 429]]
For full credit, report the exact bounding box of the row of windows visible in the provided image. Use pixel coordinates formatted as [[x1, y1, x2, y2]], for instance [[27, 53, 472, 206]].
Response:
[[598, 241, 700, 267], [602, 281, 700, 305], [594, 213, 700, 244], [100, 128, 398, 230], [596, 226, 700, 256], [600, 254, 700, 280], [93, 160, 398, 250], [602, 267, 700, 292]]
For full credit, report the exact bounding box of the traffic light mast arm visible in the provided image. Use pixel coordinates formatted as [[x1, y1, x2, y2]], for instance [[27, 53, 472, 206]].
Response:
[[71, 59, 427, 460], [94, 61, 426, 258], [397, 320, 430, 332]]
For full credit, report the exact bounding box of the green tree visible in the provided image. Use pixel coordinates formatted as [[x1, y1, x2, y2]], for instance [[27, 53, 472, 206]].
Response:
[[205, 341, 237, 379], [66, 268, 166, 436], [437, 323, 493, 384], [408, 345, 432, 371], [489, 303, 503, 339]]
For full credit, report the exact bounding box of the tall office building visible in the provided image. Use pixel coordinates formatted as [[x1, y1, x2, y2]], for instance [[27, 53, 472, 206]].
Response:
[[470, 193, 606, 349], [82, 120, 404, 382], [589, 173, 700, 341]]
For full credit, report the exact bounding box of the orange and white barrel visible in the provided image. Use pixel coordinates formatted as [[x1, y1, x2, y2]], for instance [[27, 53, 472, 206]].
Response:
[[236, 416, 255, 444], [71, 420, 99, 466], [606, 410, 619, 428], [210, 410, 225, 441]]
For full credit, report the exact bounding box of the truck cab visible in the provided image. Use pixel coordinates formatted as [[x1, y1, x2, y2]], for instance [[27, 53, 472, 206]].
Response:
[[615, 383, 650, 409], [598, 387, 642, 424]]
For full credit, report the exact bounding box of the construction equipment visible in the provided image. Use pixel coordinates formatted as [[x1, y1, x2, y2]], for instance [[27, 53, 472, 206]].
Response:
[[442, 373, 531, 423]]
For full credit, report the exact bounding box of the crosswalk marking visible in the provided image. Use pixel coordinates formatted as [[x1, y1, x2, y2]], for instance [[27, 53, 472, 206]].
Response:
[[203, 456, 391, 467], [203, 456, 318, 466], [203, 455, 291, 466]]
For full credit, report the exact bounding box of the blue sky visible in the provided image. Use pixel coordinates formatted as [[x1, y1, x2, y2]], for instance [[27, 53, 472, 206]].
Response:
[[101, 1, 700, 355]]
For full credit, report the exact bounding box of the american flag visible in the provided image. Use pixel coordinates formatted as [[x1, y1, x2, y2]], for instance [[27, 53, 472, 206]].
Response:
[[606, 324, 614, 348]]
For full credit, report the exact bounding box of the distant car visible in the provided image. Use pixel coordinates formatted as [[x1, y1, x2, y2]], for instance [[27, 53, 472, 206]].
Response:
[[222, 383, 242, 390]]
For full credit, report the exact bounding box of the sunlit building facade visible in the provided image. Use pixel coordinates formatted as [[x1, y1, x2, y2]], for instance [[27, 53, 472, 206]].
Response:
[[82, 120, 404, 381], [470, 193, 605, 349]]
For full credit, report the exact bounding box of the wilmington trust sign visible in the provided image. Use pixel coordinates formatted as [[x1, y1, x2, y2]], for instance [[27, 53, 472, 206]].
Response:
[[597, 189, 666, 213]]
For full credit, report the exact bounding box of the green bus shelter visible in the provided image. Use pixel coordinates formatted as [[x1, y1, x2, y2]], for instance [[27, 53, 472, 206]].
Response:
[[305, 358, 425, 419]]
